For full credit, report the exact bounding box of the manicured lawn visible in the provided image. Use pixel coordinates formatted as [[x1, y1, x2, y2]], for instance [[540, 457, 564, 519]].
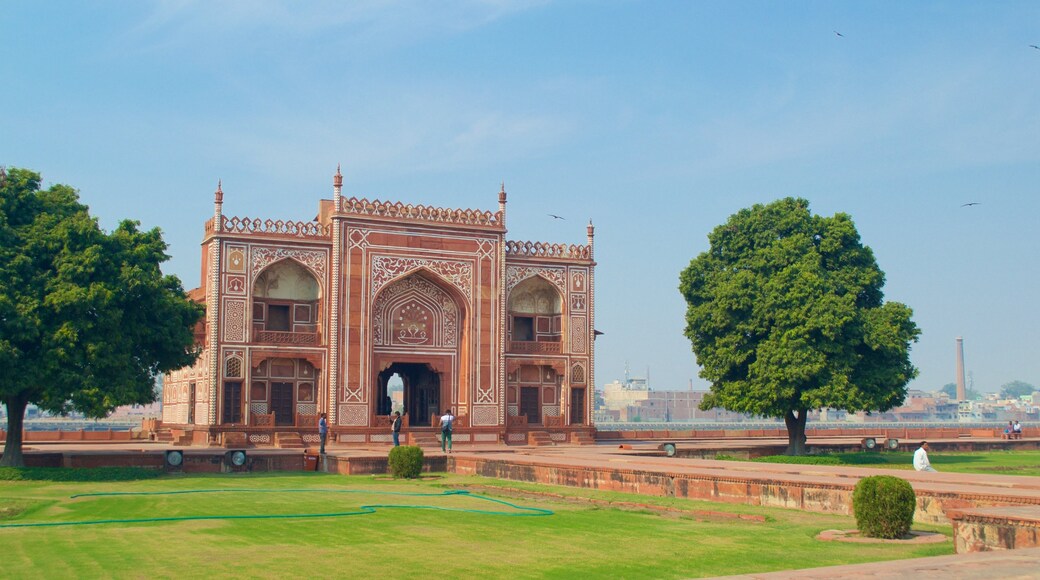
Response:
[[745, 450, 1040, 476], [0, 470, 951, 579]]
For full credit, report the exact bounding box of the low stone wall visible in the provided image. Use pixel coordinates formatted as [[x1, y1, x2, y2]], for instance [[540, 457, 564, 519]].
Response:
[[451, 456, 1040, 525], [0, 429, 135, 442], [949, 506, 1040, 552], [596, 426, 1040, 441], [323, 453, 447, 476]]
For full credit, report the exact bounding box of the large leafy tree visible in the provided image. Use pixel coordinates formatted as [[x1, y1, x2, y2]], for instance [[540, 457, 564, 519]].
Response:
[[679, 198, 919, 455], [1000, 381, 1036, 400], [0, 168, 203, 466]]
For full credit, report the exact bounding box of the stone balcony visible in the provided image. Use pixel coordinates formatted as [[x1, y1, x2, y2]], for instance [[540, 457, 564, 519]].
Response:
[[253, 330, 321, 345], [508, 340, 561, 354]]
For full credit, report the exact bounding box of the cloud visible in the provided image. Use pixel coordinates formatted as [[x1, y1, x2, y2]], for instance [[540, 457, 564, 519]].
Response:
[[116, 0, 548, 55]]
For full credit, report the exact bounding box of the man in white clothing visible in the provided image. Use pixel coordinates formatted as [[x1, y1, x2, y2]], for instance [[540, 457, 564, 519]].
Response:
[[913, 441, 936, 472]]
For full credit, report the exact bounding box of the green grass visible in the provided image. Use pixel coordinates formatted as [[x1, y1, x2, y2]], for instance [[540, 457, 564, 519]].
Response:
[[0, 471, 951, 579], [741, 450, 1040, 476]]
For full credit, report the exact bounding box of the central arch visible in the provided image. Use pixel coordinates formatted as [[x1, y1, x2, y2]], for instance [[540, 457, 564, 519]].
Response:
[[370, 269, 467, 427]]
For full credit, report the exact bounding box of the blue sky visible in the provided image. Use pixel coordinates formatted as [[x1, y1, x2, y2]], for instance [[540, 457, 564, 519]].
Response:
[[3, 1, 1038, 394]]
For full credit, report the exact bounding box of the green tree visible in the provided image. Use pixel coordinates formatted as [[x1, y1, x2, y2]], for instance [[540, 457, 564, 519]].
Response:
[[1000, 380, 1036, 399], [0, 168, 203, 467], [679, 198, 919, 455], [939, 383, 981, 401]]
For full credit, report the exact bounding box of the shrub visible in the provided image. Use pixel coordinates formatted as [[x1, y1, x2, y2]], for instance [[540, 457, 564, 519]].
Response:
[[852, 475, 916, 539], [388, 445, 424, 479]]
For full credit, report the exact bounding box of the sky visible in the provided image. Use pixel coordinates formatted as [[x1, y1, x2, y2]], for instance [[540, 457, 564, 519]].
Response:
[[2, 1, 1038, 395]]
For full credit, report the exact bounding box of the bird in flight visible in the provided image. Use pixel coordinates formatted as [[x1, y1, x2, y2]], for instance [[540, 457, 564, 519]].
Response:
[[961, 202, 981, 207], [834, 31, 844, 37], [548, 214, 565, 220], [1031, 44, 1040, 50]]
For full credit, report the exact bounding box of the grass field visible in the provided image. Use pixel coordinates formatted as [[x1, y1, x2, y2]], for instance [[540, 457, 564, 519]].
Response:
[[0, 470, 952, 579], [740, 449, 1040, 476]]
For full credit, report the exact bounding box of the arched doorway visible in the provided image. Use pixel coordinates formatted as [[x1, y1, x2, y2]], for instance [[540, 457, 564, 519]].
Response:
[[371, 271, 465, 426], [376, 362, 441, 426]]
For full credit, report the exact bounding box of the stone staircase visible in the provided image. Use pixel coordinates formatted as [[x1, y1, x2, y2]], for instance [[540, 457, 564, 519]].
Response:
[[527, 431, 555, 446], [275, 432, 305, 449], [571, 431, 596, 445], [408, 432, 443, 449]]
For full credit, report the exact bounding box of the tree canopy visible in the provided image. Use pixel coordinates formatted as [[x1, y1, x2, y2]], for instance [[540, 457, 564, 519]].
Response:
[[0, 167, 203, 466], [939, 383, 981, 401], [1000, 381, 1036, 400], [679, 197, 919, 454]]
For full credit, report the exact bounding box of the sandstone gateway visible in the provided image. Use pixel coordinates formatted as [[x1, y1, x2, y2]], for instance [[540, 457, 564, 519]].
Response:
[[162, 169, 596, 448]]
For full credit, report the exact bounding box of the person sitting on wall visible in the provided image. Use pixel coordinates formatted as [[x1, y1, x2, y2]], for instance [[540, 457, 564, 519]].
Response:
[[1013, 420, 1023, 439], [913, 441, 937, 472]]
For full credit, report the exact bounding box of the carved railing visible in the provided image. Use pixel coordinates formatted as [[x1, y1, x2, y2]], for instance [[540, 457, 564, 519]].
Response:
[[254, 330, 319, 345], [506, 240, 591, 260], [340, 197, 502, 227], [508, 415, 528, 428], [508, 340, 562, 354], [222, 216, 329, 238], [251, 413, 275, 427]]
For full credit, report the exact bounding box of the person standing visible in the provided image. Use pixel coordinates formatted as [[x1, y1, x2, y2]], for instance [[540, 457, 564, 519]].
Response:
[[439, 408, 455, 453], [913, 441, 936, 472], [318, 413, 328, 455], [391, 411, 402, 447]]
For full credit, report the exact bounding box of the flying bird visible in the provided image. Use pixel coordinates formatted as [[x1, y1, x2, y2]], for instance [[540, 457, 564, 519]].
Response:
[[834, 31, 844, 37], [548, 214, 565, 220], [1031, 44, 1040, 50], [961, 202, 981, 207]]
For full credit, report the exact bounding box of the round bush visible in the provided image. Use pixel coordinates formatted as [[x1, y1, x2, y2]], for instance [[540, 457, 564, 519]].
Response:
[[852, 475, 916, 539], [387, 445, 424, 479]]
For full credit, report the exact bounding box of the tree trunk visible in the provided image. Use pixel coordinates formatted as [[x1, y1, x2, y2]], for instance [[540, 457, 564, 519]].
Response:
[[784, 409, 808, 456], [1, 394, 29, 467]]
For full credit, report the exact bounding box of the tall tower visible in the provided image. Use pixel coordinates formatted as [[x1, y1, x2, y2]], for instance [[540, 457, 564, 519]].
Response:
[[955, 337, 966, 401]]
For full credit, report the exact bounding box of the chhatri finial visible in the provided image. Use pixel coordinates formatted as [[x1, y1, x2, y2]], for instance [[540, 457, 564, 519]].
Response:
[[215, 180, 223, 204], [334, 164, 343, 188]]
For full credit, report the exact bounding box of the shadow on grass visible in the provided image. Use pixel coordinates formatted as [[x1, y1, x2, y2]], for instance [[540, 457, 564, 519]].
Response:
[[0, 466, 161, 482]]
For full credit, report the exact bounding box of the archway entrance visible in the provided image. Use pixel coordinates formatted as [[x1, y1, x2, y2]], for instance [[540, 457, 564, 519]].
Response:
[[376, 363, 441, 427]]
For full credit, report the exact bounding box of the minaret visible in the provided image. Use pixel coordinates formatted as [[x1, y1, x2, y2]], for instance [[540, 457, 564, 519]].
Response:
[[498, 182, 507, 227], [955, 337, 966, 401], [207, 181, 224, 424], [328, 165, 343, 423]]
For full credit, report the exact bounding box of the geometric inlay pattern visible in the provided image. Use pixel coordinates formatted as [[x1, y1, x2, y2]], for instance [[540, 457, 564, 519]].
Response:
[[338, 404, 368, 426], [570, 315, 587, 354], [506, 266, 566, 295], [471, 405, 499, 426], [223, 299, 246, 342], [251, 247, 327, 285], [371, 256, 472, 301]]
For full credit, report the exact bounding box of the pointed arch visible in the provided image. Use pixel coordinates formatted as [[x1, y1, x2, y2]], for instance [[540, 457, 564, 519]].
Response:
[[372, 269, 465, 348]]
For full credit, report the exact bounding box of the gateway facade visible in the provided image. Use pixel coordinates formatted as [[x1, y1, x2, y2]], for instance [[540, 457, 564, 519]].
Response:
[[162, 170, 596, 447]]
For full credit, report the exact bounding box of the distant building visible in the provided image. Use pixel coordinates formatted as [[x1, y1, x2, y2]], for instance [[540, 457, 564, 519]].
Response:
[[597, 374, 747, 422]]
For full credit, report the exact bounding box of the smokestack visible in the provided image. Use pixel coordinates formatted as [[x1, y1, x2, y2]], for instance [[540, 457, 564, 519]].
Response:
[[955, 337, 966, 401]]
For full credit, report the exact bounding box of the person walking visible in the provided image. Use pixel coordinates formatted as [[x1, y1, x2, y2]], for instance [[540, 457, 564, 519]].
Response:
[[439, 408, 455, 453], [318, 413, 328, 455], [391, 411, 402, 447], [913, 441, 936, 472]]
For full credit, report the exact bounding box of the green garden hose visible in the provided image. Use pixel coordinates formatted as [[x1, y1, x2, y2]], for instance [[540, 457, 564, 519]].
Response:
[[0, 488, 553, 529]]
